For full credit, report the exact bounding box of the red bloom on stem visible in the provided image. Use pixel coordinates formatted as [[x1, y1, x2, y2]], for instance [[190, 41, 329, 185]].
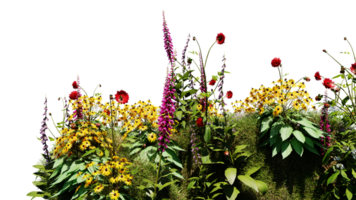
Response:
[[69, 91, 78, 100], [271, 58, 281, 67], [115, 90, 129, 104], [313, 69, 323, 83], [196, 117, 204, 127], [104, 109, 110, 116], [322, 78, 335, 89], [216, 33, 225, 45], [350, 63, 356, 74], [225, 88, 234, 101], [209, 79, 216, 86], [224, 151, 229, 156], [72, 81, 79, 89], [324, 103, 330, 108], [304, 77, 310, 82]]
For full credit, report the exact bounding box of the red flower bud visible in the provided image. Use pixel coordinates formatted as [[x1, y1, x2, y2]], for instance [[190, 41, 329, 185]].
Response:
[[193, 36, 196, 41], [314, 72, 322, 81], [49, 113, 52, 116], [143, 144, 146, 148], [96, 123, 100, 127], [196, 117, 204, 127], [99, 84, 101, 87], [344, 37, 347, 41], [323, 49, 327, 53], [304, 77, 310, 82], [58, 98, 60, 101], [224, 151, 229, 156], [72, 81, 79, 89], [209, 79, 216, 86], [315, 96, 321, 101], [324, 103, 330, 108]]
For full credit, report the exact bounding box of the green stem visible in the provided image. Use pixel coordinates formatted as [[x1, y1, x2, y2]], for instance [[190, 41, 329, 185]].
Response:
[[175, 59, 202, 84], [79, 86, 89, 97], [204, 41, 217, 69], [46, 127, 57, 139], [91, 82, 101, 97], [50, 115, 61, 135], [153, 152, 163, 200], [109, 96, 117, 157]]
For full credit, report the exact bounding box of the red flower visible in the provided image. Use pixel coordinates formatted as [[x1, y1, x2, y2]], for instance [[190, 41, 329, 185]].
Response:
[[69, 91, 78, 100], [350, 63, 356, 74], [324, 103, 330, 108], [216, 33, 225, 45], [224, 151, 229, 156], [72, 81, 78, 89], [322, 78, 335, 89], [209, 79, 216, 86], [313, 69, 323, 83], [271, 58, 281, 67], [225, 88, 234, 101], [196, 117, 204, 127], [104, 109, 110, 116], [115, 90, 129, 104]]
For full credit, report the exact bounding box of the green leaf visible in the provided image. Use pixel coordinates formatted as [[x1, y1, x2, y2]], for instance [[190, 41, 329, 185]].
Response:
[[291, 138, 304, 157], [322, 147, 334, 165], [352, 169, 356, 179], [49, 137, 55, 141], [204, 126, 212, 143], [33, 165, 45, 171], [303, 143, 320, 156], [255, 180, 268, 194], [281, 141, 293, 159], [81, 148, 97, 158], [105, 149, 110, 157], [245, 166, 262, 176], [224, 185, 240, 200], [280, 124, 293, 141], [272, 137, 282, 157], [187, 180, 196, 190], [260, 116, 273, 133], [341, 170, 350, 181], [238, 175, 258, 192], [342, 96, 350, 106], [157, 180, 179, 191], [53, 156, 65, 169], [346, 185, 353, 200], [129, 148, 141, 156], [270, 121, 284, 137], [327, 171, 340, 185], [233, 145, 247, 156], [225, 168, 237, 185], [162, 148, 183, 169], [303, 127, 320, 139], [26, 191, 45, 198], [175, 111, 183, 120], [304, 137, 314, 147], [292, 130, 306, 143]]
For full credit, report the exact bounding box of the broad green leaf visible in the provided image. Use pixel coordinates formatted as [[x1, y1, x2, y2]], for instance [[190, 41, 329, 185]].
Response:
[[33, 165, 45, 171], [280, 124, 293, 141], [303, 143, 320, 156], [129, 148, 141, 155], [341, 170, 350, 181], [304, 137, 314, 147], [352, 169, 356, 179], [342, 96, 350, 106], [327, 171, 340, 185], [291, 138, 304, 157], [303, 127, 319, 139], [245, 166, 262, 176], [281, 141, 292, 159], [175, 111, 183, 120], [255, 180, 268, 194], [270, 121, 284, 137], [224, 185, 240, 200], [49, 137, 55, 141], [53, 156, 65, 169], [225, 168, 237, 185], [81, 148, 97, 158], [260, 116, 273, 133], [162, 148, 183, 169], [26, 191, 45, 198], [292, 130, 305, 143], [204, 126, 212, 143], [270, 134, 278, 147], [346, 185, 353, 200], [272, 138, 282, 158], [238, 175, 258, 192]]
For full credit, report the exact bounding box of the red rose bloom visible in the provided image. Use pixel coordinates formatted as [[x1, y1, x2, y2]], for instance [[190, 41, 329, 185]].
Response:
[[69, 91, 78, 100], [314, 72, 322, 81], [322, 78, 335, 89], [104, 109, 110, 116], [209, 79, 216, 86], [196, 117, 204, 127], [115, 90, 129, 104], [226, 91, 233, 99], [216, 33, 225, 45], [350, 63, 356, 74], [72, 81, 78, 89], [271, 58, 281, 67]]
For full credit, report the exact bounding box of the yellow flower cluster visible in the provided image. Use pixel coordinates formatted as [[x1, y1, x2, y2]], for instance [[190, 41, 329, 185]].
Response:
[[231, 79, 316, 116], [197, 101, 225, 118], [53, 95, 146, 196]]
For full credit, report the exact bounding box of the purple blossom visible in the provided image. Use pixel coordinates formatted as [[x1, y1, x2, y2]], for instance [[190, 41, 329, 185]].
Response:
[[320, 89, 331, 154], [199, 51, 207, 111], [218, 55, 227, 113], [162, 11, 174, 64], [181, 33, 190, 71], [157, 66, 176, 152], [40, 96, 51, 165]]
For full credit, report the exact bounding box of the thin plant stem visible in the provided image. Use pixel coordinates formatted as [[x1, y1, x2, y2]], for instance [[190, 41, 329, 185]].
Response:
[[153, 152, 163, 200]]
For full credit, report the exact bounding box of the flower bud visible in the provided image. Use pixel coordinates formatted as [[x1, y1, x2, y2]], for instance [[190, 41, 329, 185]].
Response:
[[58, 98, 60, 101], [304, 77, 310, 82], [96, 123, 100, 127], [344, 37, 347, 40], [315, 95, 322, 101], [224, 151, 229, 156], [193, 36, 196, 41], [49, 113, 52, 116], [188, 58, 192, 64], [324, 103, 330, 108], [143, 144, 146, 148], [110, 95, 113, 100], [99, 84, 101, 87], [323, 49, 327, 53]]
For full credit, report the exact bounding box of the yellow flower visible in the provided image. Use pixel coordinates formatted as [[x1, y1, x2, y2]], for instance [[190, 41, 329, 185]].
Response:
[[259, 107, 265, 115], [94, 184, 104, 193], [125, 177, 132, 186], [197, 104, 202, 110], [116, 174, 125, 182], [109, 190, 120, 200], [147, 133, 157, 143], [292, 101, 300, 110], [109, 177, 117, 184], [274, 105, 283, 114], [273, 110, 279, 117], [101, 166, 111, 176]]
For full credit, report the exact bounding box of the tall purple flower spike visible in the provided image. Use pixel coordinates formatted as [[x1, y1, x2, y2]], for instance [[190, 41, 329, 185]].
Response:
[[162, 10, 174, 64], [218, 55, 227, 113], [199, 52, 207, 111], [319, 89, 331, 155], [40, 96, 51, 165]]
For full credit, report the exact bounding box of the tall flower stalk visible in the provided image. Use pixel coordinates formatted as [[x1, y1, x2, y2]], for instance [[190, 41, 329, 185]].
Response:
[[40, 96, 51, 166], [320, 89, 331, 155]]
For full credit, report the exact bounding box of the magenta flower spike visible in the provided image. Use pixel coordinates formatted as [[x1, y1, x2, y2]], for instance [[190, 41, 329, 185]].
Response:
[[162, 10, 174, 64], [40, 96, 51, 165]]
